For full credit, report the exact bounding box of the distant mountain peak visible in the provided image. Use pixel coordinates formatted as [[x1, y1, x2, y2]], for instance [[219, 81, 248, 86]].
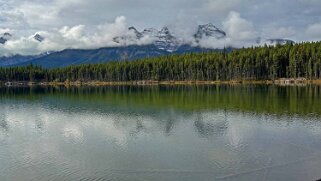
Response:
[[3, 32, 12, 37], [114, 26, 181, 52], [0, 38, 6, 45], [154, 27, 181, 52], [194, 23, 226, 40], [128, 26, 137, 31], [159, 27, 175, 37], [0, 32, 12, 44], [142, 28, 159, 37], [128, 26, 139, 33], [34, 34, 45, 42], [112, 23, 295, 51], [113, 26, 144, 44], [113, 24, 227, 52], [128, 27, 143, 39], [160, 27, 170, 34]]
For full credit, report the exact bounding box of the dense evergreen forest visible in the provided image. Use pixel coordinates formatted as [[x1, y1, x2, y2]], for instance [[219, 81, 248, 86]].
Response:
[[1, 41, 321, 82]]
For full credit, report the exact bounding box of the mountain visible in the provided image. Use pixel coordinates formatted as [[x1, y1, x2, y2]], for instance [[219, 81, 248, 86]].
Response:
[[0, 23, 295, 68], [128, 27, 144, 39], [0, 24, 221, 68], [34, 34, 45, 42], [141, 28, 158, 37], [9, 44, 218, 68], [113, 27, 143, 44], [194, 23, 226, 41], [0, 55, 43, 66], [113, 23, 226, 52], [0, 23, 226, 68], [114, 26, 182, 52], [0, 32, 44, 44], [0, 50, 53, 66], [151, 27, 181, 52], [0, 33, 12, 44]]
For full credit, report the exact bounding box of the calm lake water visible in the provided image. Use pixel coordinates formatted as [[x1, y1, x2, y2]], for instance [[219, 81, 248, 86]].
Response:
[[0, 85, 321, 181]]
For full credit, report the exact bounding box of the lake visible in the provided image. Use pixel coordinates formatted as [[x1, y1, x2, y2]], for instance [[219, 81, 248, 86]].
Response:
[[0, 85, 321, 181]]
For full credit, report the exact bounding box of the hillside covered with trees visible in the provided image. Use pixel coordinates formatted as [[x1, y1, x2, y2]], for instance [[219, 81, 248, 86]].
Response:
[[1, 41, 321, 82]]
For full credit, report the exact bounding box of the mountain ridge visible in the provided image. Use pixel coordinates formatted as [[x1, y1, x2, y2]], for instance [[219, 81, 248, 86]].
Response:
[[113, 23, 227, 52], [0, 23, 295, 68], [7, 44, 221, 68]]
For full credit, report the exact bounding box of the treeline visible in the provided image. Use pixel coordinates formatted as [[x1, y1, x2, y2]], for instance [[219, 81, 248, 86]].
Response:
[[1, 41, 321, 82]]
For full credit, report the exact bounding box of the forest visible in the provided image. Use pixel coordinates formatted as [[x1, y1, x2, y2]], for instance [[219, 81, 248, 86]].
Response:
[[1, 41, 321, 82]]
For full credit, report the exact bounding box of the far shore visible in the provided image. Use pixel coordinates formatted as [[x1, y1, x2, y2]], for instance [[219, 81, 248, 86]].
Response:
[[1, 79, 321, 87]]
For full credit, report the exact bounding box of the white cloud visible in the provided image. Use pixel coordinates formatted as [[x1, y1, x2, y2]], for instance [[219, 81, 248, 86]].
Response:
[[262, 26, 296, 39], [60, 25, 86, 40], [0, 10, 298, 55], [0, 0, 321, 55], [15, 0, 85, 29], [205, 0, 245, 14], [197, 37, 231, 49], [0, 9, 28, 29], [197, 11, 258, 48], [0, 16, 155, 55], [0, 28, 11, 34], [306, 23, 321, 40], [223, 11, 257, 41]]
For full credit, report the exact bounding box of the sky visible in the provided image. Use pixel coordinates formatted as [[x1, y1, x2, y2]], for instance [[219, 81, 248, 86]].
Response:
[[1, 0, 321, 55]]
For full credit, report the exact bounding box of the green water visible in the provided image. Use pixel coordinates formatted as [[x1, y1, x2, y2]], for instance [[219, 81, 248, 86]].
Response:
[[0, 85, 321, 180]]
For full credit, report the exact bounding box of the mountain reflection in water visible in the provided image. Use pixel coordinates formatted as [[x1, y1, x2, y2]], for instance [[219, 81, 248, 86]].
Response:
[[0, 85, 321, 181]]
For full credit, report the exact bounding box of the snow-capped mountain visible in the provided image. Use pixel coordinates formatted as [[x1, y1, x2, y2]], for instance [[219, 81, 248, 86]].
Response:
[[0, 32, 45, 45], [114, 23, 226, 52], [151, 27, 181, 52], [194, 23, 226, 40], [0, 23, 296, 68], [0, 33, 12, 44], [113, 23, 296, 52], [1, 23, 295, 55], [114, 26, 182, 52]]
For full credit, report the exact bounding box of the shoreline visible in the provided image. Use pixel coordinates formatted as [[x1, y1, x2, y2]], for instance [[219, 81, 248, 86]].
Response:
[[1, 79, 321, 87]]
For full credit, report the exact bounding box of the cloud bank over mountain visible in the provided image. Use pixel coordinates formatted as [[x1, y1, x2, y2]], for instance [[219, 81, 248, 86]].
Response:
[[0, 16, 151, 55], [0, 0, 321, 55], [0, 13, 254, 55]]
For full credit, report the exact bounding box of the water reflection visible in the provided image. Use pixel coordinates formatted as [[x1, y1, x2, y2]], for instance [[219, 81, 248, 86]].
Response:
[[0, 85, 321, 181], [194, 111, 228, 138], [0, 119, 9, 132], [1, 85, 321, 116], [0, 116, 9, 143]]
